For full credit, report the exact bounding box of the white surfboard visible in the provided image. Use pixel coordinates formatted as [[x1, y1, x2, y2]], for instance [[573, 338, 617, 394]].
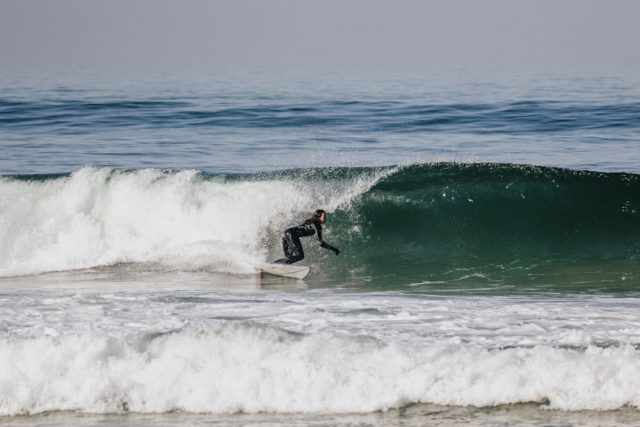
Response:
[[259, 264, 310, 279]]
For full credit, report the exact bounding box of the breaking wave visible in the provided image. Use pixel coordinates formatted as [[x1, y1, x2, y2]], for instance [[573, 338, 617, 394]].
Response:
[[1, 163, 638, 286]]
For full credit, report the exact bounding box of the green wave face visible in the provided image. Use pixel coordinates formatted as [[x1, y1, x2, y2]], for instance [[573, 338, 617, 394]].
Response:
[[322, 164, 640, 292]]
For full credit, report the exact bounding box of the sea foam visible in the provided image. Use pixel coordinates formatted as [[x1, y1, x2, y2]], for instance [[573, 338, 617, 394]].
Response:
[[0, 168, 387, 277], [1, 322, 640, 415]]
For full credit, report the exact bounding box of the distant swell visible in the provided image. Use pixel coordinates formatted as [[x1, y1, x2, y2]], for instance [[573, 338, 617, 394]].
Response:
[[1, 323, 640, 415], [2, 97, 639, 133]]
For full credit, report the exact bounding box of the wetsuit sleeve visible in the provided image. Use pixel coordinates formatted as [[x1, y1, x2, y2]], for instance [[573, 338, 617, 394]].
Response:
[[320, 241, 339, 254], [314, 222, 323, 243], [316, 222, 340, 255]]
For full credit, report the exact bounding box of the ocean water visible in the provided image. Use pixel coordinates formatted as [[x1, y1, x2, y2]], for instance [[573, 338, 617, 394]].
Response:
[[1, 69, 640, 426]]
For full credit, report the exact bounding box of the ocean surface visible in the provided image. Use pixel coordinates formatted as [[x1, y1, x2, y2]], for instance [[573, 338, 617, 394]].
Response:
[[1, 69, 640, 426]]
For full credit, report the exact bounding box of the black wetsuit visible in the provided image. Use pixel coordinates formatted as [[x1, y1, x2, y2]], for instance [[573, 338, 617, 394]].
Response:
[[273, 218, 340, 264]]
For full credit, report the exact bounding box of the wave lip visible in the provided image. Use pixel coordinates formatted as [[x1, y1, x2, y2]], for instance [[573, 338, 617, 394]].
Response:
[[2, 323, 640, 415]]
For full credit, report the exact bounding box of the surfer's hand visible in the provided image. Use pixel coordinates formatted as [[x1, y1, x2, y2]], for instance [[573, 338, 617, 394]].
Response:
[[333, 248, 340, 256]]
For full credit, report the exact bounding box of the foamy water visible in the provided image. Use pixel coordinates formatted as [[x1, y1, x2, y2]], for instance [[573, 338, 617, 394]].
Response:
[[1, 288, 640, 415], [0, 167, 390, 277]]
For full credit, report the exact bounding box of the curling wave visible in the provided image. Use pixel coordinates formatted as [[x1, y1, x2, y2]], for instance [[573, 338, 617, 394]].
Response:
[[1, 164, 638, 286]]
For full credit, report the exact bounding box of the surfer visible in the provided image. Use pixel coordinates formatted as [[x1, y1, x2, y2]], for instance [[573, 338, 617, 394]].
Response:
[[273, 209, 340, 264]]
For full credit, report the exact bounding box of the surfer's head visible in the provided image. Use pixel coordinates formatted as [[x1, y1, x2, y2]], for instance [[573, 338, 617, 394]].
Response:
[[313, 209, 327, 224]]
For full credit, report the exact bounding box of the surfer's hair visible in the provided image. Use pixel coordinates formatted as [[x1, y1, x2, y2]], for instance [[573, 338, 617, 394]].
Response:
[[312, 209, 326, 219]]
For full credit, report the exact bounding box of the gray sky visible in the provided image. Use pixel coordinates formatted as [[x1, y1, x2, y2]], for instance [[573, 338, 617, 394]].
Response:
[[1, 0, 639, 73]]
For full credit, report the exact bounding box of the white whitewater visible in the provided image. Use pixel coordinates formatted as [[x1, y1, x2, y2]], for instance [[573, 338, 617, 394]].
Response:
[[0, 167, 390, 277], [1, 290, 639, 415]]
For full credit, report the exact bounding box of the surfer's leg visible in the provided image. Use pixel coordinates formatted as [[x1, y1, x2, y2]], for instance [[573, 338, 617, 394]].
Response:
[[287, 233, 304, 264], [273, 230, 301, 264], [273, 235, 291, 264]]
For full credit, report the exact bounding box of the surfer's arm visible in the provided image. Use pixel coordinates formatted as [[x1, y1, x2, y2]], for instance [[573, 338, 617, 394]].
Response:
[[315, 223, 340, 255], [320, 241, 340, 255]]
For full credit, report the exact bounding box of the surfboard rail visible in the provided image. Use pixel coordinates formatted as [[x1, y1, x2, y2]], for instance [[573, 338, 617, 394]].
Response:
[[259, 264, 310, 279]]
